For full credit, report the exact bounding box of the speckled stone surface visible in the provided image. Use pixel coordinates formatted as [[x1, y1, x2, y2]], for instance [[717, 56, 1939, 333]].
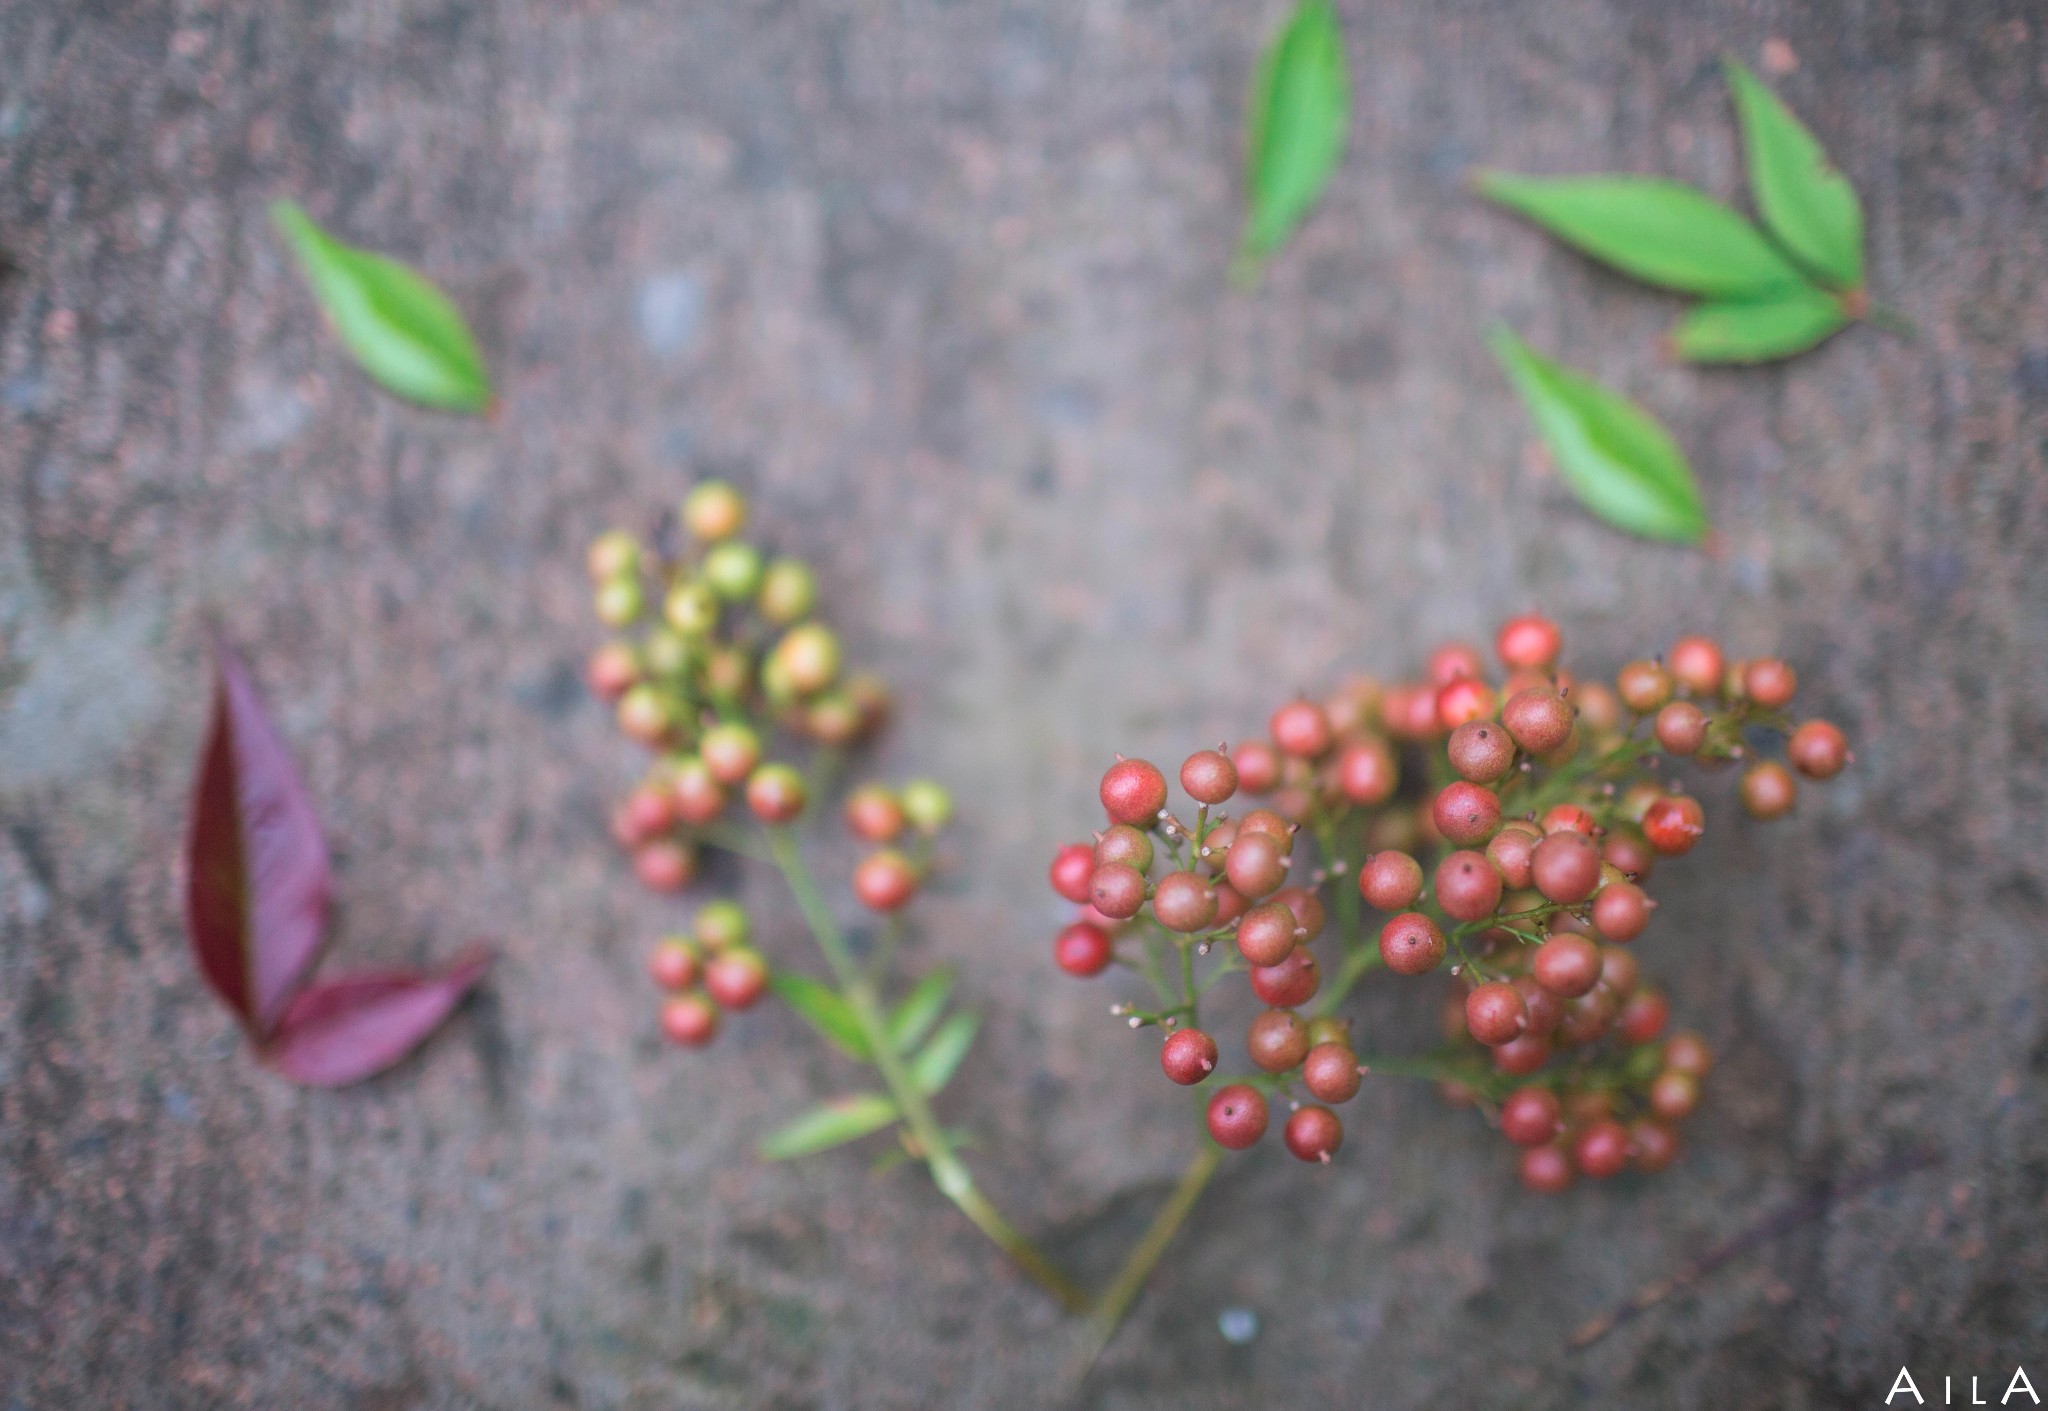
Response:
[[2, 2, 2045, 1407]]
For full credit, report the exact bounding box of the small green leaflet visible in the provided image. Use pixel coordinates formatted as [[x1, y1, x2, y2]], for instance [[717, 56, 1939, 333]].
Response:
[[1239, 0, 1349, 268], [1490, 328, 1708, 544], [888, 968, 955, 1054], [1672, 287, 1850, 364], [758, 1093, 899, 1161], [270, 199, 493, 414], [1474, 173, 1803, 298], [1724, 58, 1864, 291], [768, 972, 871, 1061], [908, 1012, 979, 1096]]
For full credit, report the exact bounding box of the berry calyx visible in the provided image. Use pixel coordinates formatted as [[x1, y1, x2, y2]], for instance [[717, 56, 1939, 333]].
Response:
[[1301, 1042, 1362, 1103], [1054, 922, 1114, 977], [1246, 1008, 1311, 1073], [1100, 758, 1169, 825], [704, 948, 769, 1010], [853, 850, 920, 912], [1379, 911, 1446, 976], [1284, 1105, 1344, 1163], [1161, 1028, 1220, 1085], [1049, 843, 1097, 904], [1788, 720, 1849, 779], [1642, 795, 1706, 855], [1207, 1085, 1269, 1150]]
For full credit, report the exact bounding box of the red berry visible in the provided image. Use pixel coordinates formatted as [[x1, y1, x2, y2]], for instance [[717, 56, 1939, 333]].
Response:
[[1668, 636, 1725, 696], [1336, 738, 1400, 805], [587, 643, 640, 700], [1573, 1119, 1630, 1178], [1223, 830, 1290, 899], [1447, 720, 1517, 783], [1049, 844, 1097, 904], [1180, 749, 1239, 804], [1235, 902, 1300, 966], [1434, 850, 1504, 922], [1212, 881, 1250, 925], [634, 840, 696, 892], [1642, 796, 1706, 856], [853, 850, 919, 911], [1618, 989, 1670, 1046], [1358, 850, 1425, 911], [1629, 1119, 1681, 1172], [1435, 676, 1496, 730], [1378, 911, 1446, 976], [1237, 808, 1295, 842], [1094, 824, 1156, 871], [1381, 682, 1445, 741], [1616, 659, 1675, 713], [1427, 641, 1486, 686], [1485, 822, 1543, 890], [1492, 1030, 1552, 1076], [1532, 933, 1601, 998], [845, 784, 906, 843], [1091, 862, 1150, 920], [1464, 981, 1527, 1046], [1662, 1031, 1714, 1078], [1054, 921, 1114, 977], [1648, 1070, 1700, 1120], [704, 948, 769, 1010], [1518, 1142, 1575, 1193], [1601, 824, 1655, 882], [647, 938, 701, 991], [1495, 614, 1562, 671], [1161, 1028, 1220, 1085], [672, 758, 728, 825], [1206, 1084, 1269, 1150], [1501, 688, 1573, 755], [1500, 1087, 1562, 1146], [1301, 1042, 1362, 1103], [1788, 720, 1849, 779], [623, 784, 679, 839], [1432, 781, 1501, 847], [1531, 831, 1601, 904], [1740, 761, 1797, 820], [1654, 701, 1708, 755], [1272, 886, 1326, 942], [1743, 658, 1798, 709], [700, 722, 763, 785], [1591, 881, 1652, 942], [1540, 803, 1598, 836], [660, 991, 721, 1046], [1512, 974, 1564, 1037], [1598, 945, 1639, 999], [1246, 1008, 1311, 1072], [745, 764, 808, 824], [1270, 700, 1335, 759], [1232, 740, 1281, 794], [1555, 988, 1617, 1047], [1100, 758, 1169, 825], [1249, 948, 1320, 1007], [1152, 871, 1220, 933], [1284, 1105, 1344, 1163]]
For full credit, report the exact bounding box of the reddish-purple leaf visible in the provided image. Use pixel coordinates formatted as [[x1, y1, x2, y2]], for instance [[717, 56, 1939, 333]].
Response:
[[262, 946, 492, 1087], [184, 644, 332, 1036]]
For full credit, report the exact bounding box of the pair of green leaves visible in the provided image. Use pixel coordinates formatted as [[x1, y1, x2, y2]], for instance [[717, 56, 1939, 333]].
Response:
[[1478, 58, 1866, 364], [1238, 0, 1349, 278], [270, 200, 493, 414], [757, 968, 980, 1162]]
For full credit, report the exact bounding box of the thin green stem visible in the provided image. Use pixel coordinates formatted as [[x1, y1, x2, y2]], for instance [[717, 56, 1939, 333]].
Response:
[[765, 826, 1090, 1313], [1315, 943, 1384, 1015], [1064, 1146, 1223, 1386]]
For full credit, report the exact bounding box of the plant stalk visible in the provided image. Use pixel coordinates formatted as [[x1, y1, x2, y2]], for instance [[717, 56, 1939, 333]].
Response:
[[1065, 1145, 1223, 1386], [764, 825, 1090, 1313]]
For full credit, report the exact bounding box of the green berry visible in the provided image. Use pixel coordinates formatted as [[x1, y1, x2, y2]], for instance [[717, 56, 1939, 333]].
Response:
[[594, 577, 644, 627], [758, 558, 818, 625], [703, 541, 766, 601], [693, 899, 750, 951], [664, 581, 720, 637], [683, 480, 748, 541], [900, 779, 953, 833]]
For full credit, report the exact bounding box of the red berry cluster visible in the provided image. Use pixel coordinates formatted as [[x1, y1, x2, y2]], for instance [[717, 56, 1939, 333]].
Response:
[[644, 900, 765, 1048], [1047, 615, 1846, 1182], [844, 779, 954, 913]]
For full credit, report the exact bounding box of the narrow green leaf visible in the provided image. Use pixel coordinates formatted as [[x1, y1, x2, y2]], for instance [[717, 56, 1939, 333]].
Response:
[[768, 971, 871, 1061], [1240, 0, 1349, 262], [269, 199, 492, 413], [1671, 288, 1850, 364], [908, 1012, 979, 1097], [758, 1094, 899, 1161], [1489, 328, 1708, 544], [1474, 173, 1807, 298], [888, 968, 955, 1054], [1724, 58, 1864, 291]]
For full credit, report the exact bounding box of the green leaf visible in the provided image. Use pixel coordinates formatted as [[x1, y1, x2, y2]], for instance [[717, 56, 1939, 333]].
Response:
[[907, 1012, 979, 1097], [269, 199, 493, 413], [768, 972, 871, 1061], [1240, 0, 1349, 263], [1473, 173, 1807, 298], [758, 1094, 899, 1161], [1671, 287, 1850, 364], [1489, 327, 1709, 544], [1724, 58, 1864, 291], [888, 968, 955, 1054]]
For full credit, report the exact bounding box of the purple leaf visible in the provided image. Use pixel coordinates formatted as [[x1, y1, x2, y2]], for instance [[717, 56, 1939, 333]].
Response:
[[184, 643, 332, 1036], [262, 947, 492, 1087]]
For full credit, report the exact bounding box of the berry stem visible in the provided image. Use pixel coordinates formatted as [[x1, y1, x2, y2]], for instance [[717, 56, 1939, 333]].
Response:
[[1064, 1144, 1223, 1386], [1313, 942, 1385, 1016], [763, 825, 1090, 1313]]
